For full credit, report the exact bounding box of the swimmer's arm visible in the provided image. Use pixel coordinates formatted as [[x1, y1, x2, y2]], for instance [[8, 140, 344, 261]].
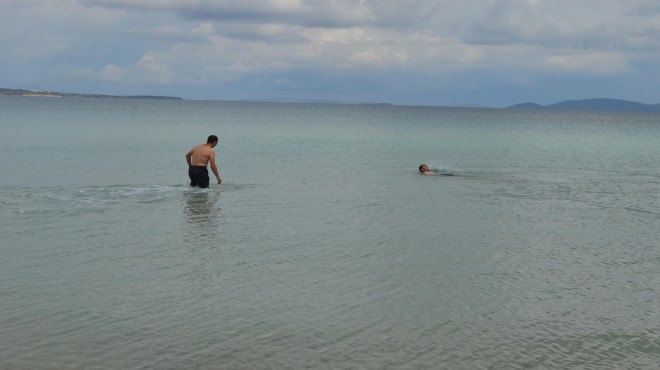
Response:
[[185, 149, 193, 166], [209, 152, 222, 184]]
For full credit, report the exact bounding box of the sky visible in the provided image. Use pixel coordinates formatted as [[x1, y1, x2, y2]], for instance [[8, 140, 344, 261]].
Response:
[[1, 0, 660, 107]]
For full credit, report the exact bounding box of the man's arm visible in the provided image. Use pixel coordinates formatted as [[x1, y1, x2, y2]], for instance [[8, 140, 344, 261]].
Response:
[[185, 149, 193, 166], [209, 151, 222, 184]]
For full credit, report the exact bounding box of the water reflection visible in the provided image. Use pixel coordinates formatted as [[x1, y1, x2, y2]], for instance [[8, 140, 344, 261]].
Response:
[[183, 189, 221, 243]]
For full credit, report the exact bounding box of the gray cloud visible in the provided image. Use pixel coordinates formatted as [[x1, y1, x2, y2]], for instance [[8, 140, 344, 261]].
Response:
[[623, 0, 660, 15], [460, 0, 660, 54], [211, 23, 309, 43], [127, 25, 212, 43], [80, 0, 440, 30]]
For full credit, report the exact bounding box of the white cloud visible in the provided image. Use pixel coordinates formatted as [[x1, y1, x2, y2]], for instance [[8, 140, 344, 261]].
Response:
[[96, 52, 175, 84], [543, 52, 633, 75], [193, 22, 214, 34], [137, 52, 176, 83]]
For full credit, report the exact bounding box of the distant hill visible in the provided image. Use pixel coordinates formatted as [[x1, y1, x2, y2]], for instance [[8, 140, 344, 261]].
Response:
[[0, 87, 182, 100], [507, 98, 660, 112]]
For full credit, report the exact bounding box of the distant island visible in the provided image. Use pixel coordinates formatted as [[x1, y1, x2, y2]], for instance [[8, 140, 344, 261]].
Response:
[[507, 98, 660, 112], [0, 87, 182, 100]]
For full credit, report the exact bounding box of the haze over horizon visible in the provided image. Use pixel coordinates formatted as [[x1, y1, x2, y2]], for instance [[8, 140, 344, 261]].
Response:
[[2, 0, 660, 107]]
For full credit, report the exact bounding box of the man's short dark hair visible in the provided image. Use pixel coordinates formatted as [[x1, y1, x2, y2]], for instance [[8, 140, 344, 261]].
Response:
[[207, 135, 218, 144]]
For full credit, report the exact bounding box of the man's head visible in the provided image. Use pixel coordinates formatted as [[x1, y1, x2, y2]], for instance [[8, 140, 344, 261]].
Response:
[[419, 164, 430, 173], [207, 135, 219, 147]]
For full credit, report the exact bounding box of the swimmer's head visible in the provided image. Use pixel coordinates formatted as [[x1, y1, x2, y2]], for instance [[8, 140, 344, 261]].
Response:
[[419, 164, 430, 173]]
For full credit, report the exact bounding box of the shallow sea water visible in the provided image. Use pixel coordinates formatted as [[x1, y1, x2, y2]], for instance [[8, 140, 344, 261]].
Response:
[[1, 97, 660, 369]]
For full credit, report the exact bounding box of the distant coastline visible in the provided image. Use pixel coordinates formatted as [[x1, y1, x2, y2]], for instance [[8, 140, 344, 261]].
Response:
[[507, 98, 660, 112], [0, 87, 182, 100], [4, 87, 658, 112]]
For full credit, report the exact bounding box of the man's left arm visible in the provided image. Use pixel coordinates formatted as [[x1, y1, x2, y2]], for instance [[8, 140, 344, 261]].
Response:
[[209, 152, 222, 184], [185, 149, 193, 166]]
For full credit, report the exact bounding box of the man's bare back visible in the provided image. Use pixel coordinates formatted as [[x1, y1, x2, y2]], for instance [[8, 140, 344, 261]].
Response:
[[188, 144, 215, 166], [186, 135, 221, 187]]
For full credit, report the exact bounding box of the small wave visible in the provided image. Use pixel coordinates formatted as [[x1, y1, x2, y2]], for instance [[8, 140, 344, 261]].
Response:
[[217, 183, 263, 192], [1, 185, 186, 215]]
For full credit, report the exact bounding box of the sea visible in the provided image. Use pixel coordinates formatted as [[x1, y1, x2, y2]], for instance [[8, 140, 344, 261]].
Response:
[[1, 96, 659, 369]]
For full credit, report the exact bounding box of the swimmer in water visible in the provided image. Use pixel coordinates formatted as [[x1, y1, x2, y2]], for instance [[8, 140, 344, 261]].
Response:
[[419, 164, 435, 175], [419, 164, 456, 176]]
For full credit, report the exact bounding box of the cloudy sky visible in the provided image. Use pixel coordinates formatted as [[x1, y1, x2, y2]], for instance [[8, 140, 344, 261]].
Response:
[[1, 0, 660, 106]]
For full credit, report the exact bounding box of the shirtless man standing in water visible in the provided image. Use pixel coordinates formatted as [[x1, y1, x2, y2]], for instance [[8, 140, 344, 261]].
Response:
[[185, 135, 222, 188]]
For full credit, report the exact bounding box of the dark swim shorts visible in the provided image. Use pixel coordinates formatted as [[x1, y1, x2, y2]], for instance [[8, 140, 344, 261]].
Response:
[[188, 166, 210, 188]]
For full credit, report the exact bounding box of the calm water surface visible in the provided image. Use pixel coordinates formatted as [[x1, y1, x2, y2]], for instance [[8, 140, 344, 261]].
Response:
[[1, 97, 659, 369]]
